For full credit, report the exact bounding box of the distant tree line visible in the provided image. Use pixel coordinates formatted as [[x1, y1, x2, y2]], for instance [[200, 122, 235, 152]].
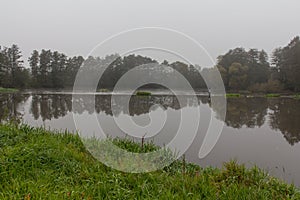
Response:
[[0, 36, 300, 92]]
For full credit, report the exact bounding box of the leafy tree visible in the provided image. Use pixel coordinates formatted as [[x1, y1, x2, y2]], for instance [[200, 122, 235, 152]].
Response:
[[228, 63, 249, 91], [217, 65, 228, 87], [217, 48, 249, 68], [217, 48, 270, 91], [272, 36, 300, 91]]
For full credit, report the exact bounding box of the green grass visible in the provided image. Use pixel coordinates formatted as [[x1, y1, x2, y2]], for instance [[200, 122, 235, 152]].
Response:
[[0, 123, 299, 199], [0, 87, 19, 93], [294, 94, 300, 99], [226, 93, 241, 98], [136, 91, 152, 96], [266, 93, 281, 98]]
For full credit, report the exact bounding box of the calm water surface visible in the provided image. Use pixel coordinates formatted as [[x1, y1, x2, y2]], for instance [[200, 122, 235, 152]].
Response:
[[1, 91, 300, 186]]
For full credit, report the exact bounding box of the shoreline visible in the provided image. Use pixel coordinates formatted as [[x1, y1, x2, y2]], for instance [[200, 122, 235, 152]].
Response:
[[0, 88, 299, 99]]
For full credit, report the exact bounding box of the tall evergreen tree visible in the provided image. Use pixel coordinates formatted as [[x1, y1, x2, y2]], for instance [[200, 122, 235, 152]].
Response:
[[28, 50, 39, 87], [39, 50, 52, 88], [8, 44, 24, 87]]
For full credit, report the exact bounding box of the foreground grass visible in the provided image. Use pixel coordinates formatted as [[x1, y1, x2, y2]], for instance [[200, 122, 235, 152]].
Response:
[[0, 87, 19, 93], [0, 124, 299, 199]]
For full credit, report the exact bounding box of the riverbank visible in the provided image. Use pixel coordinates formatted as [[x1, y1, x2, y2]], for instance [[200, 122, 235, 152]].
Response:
[[0, 87, 19, 93], [0, 123, 299, 199]]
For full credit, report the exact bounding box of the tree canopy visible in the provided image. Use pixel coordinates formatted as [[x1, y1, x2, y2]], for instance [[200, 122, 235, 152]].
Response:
[[0, 36, 300, 92]]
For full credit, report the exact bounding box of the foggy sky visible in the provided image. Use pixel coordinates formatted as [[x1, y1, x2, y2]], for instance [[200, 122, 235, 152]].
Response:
[[0, 0, 299, 65]]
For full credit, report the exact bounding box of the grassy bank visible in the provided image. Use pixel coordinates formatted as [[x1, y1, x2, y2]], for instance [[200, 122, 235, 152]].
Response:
[[0, 87, 19, 93], [136, 91, 152, 96], [0, 123, 299, 199]]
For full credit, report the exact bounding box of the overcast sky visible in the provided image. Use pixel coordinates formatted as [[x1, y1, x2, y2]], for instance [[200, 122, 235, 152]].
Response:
[[0, 0, 299, 65]]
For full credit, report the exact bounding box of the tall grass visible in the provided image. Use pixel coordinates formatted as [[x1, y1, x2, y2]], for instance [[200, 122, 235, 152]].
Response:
[[0, 123, 299, 199]]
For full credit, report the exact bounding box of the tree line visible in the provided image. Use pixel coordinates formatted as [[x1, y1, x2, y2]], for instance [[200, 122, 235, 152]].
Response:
[[0, 36, 299, 92]]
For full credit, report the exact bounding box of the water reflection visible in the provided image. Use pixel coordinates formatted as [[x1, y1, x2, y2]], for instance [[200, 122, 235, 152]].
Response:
[[223, 98, 268, 129], [0, 93, 30, 122], [268, 98, 300, 146], [0, 93, 299, 146], [30, 94, 73, 121], [28, 94, 207, 117]]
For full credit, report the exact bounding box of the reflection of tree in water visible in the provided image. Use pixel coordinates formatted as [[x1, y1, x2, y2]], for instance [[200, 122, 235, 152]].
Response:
[[212, 97, 300, 145], [213, 97, 268, 128], [268, 98, 300, 145], [30, 94, 72, 121], [126, 95, 201, 116], [0, 94, 30, 122], [28, 94, 300, 146], [84, 95, 201, 116], [225, 98, 268, 128], [31, 94, 203, 119]]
